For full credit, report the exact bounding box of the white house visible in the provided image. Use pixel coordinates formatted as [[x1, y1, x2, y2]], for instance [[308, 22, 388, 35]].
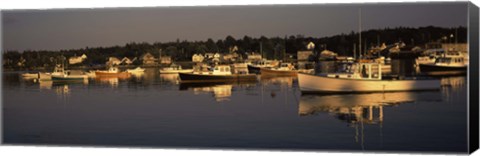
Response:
[[69, 54, 87, 65]]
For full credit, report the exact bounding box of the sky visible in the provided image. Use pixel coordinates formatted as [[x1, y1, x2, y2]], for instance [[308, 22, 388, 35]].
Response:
[[1, 2, 469, 51]]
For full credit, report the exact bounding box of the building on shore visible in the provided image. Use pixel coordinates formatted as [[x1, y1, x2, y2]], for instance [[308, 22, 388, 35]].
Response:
[[192, 54, 205, 63], [159, 56, 172, 65], [69, 54, 87, 65], [107, 57, 122, 66], [141, 53, 157, 66]]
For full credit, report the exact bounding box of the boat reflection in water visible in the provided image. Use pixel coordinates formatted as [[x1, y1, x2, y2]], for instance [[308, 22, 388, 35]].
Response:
[[129, 72, 145, 80], [180, 82, 256, 102], [298, 91, 442, 123], [298, 91, 442, 148], [440, 76, 466, 100], [95, 77, 121, 87], [260, 75, 296, 87], [159, 73, 180, 85]]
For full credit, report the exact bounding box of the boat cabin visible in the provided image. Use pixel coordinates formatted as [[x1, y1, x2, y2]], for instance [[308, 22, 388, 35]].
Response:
[[277, 63, 295, 70], [212, 65, 232, 75], [434, 56, 465, 67], [326, 63, 382, 80]]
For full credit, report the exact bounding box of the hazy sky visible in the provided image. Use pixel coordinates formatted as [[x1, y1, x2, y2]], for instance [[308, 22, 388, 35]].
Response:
[[2, 2, 468, 51]]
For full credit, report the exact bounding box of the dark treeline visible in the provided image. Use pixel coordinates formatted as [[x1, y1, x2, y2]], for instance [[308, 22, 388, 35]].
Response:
[[3, 26, 466, 69]]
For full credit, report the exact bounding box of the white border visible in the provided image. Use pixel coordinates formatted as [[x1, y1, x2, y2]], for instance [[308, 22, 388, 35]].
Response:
[[1, 0, 479, 156]]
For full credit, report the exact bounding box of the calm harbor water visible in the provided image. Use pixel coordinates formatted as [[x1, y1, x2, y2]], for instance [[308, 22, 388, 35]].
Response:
[[2, 61, 468, 153]]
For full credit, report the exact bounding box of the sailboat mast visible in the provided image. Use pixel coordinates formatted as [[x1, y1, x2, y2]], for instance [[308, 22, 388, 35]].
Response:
[[359, 8, 362, 58], [260, 42, 263, 59]]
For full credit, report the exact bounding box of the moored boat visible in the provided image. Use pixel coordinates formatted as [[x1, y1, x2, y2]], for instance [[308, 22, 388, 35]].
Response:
[[298, 63, 441, 93], [95, 67, 131, 78], [51, 73, 88, 81], [260, 63, 298, 77], [179, 65, 257, 83], [21, 73, 39, 79], [126, 67, 145, 73], [418, 55, 467, 76], [247, 59, 279, 73]]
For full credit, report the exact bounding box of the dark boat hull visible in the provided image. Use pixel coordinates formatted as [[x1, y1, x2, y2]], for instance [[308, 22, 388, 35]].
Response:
[[260, 68, 298, 77], [179, 73, 257, 83], [419, 64, 467, 76], [247, 65, 261, 74]]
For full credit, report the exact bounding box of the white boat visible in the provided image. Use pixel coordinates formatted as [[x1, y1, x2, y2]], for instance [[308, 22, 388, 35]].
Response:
[[21, 73, 39, 79], [126, 67, 145, 73], [418, 55, 467, 75], [298, 63, 441, 93], [38, 65, 69, 81], [51, 69, 88, 81], [160, 64, 193, 74]]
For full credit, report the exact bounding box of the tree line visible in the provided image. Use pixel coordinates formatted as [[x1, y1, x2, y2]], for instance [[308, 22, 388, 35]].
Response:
[[2, 26, 466, 70]]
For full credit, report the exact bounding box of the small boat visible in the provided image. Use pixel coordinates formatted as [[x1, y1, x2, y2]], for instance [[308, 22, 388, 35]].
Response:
[[298, 63, 441, 93], [51, 69, 88, 81], [38, 65, 69, 81], [418, 55, 467, 75], [51, 73, 88, 81], [21, 73, 39, 79], [95, 67, 130, 78], [159, 64, 193, 74], [260, 63, 298, 77], [126, 67, 145, 73], [179, 65, 257, 83], [247, 59, 279, 73]]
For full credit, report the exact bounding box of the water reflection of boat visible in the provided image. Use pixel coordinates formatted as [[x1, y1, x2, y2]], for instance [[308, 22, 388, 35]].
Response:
[[180, 82, 256, 102], [260, 76, 296, 87], [298, 63, 441, 93], [298, 91, 441, 123], [159, 73, 179, 84], [95, 77, 121, 87], [179, 81, 256, 90]]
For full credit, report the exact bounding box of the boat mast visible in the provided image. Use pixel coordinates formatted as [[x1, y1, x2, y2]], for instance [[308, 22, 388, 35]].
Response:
[[260, 42, 263, 59], [359, 8, 362, 59]]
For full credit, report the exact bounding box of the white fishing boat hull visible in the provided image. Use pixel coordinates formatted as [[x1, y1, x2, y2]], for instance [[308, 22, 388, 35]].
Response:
[[298, 73, 440, 93]]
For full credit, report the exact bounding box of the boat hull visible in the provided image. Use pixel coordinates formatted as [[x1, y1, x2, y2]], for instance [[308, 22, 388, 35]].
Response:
[[179, 73, 257, 83], [298, 73, 440, 93], [247, 65, 261, 73], [418, 64, 467, 76], [159, 69, 194, 74], [260, 68, 298, 77], [51, 75, 87, 81], [95, 71, 131, 78]]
